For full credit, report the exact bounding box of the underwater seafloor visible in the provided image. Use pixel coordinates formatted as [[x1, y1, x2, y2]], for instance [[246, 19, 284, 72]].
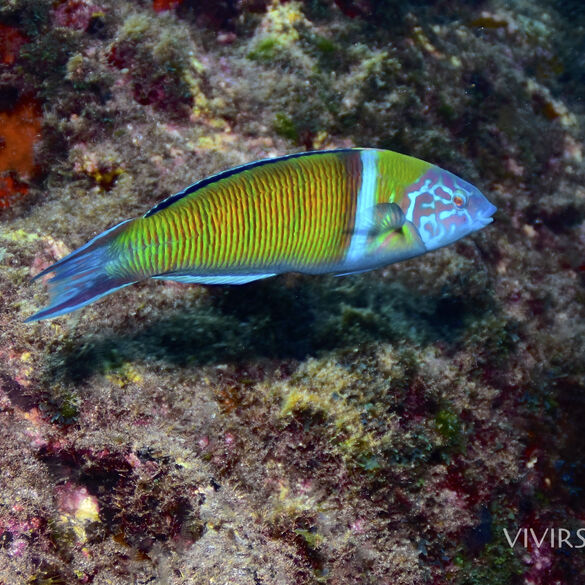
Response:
[[1, 0, 585, 583]]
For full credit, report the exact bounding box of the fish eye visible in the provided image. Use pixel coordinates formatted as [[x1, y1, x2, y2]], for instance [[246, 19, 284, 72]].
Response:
[[452, 190, 467, 208]]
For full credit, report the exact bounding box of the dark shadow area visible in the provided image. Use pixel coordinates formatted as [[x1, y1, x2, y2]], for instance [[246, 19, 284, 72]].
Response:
[[551, 0, 585, 111], [44, 273, 497, 384]]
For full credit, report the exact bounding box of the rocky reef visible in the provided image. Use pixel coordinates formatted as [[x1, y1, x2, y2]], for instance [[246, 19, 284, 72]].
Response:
[[1, 0, 584, 583]]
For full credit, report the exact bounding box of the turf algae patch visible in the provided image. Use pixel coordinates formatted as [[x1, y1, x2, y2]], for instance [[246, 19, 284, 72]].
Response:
[[107, 10, 207, 117], [269, 348, 434, 473]]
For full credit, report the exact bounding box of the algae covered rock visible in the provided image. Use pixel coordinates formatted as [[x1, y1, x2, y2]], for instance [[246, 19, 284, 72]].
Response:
[[1, 0, 585, 583]]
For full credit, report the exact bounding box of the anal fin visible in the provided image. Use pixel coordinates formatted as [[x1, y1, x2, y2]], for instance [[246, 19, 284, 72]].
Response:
[[152, 272, 276, 285]]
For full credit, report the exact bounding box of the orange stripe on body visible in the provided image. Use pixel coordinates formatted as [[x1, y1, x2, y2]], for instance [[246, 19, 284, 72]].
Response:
[[124, 150, 363, 277]]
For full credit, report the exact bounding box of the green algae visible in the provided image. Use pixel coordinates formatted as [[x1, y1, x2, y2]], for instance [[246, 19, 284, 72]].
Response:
[[273, 111, 299, 141], [453, 502, 524, 585], [247, 1, 306, 62], [41, 388, 80, 425], [247, 35, 281, 61], [435, 409, 461, 443]]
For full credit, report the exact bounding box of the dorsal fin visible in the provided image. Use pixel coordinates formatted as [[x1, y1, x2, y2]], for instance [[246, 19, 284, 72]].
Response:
[[144, 148, 357, 218]]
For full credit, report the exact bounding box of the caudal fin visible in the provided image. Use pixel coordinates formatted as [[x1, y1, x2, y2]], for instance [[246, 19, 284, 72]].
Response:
[[26, 219, 137, 322]]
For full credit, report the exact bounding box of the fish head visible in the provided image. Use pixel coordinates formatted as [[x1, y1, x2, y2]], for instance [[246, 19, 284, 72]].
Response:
[[402, 167, 497, 251]]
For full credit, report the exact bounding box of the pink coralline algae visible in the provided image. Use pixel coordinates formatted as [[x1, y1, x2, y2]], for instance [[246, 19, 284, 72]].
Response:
[[55, 482, 100, 522], [52, 0, 103, 32], [0, 513, 42, 558]]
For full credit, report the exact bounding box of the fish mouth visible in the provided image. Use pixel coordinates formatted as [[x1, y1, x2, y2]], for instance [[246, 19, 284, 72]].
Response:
[[474, 201, 497, 228], [486, 201, 498, 216], [474, 215, 494, 228]]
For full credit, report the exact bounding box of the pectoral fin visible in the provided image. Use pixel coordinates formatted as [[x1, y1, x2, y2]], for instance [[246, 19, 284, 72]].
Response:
[[369, 203, 406, 234], [348, 203, 406, 237], [369, 219, 426, 256], [336, 218, 427, 276]]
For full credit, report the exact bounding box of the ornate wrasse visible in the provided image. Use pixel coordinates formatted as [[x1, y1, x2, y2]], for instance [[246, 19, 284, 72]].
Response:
[[26, 148, 496, 322]]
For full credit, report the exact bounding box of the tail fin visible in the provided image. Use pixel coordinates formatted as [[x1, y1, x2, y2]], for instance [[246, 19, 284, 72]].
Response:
[[26, 219, 137, 322]]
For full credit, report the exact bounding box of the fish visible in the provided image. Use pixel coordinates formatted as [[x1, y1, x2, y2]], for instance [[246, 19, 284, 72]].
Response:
[[26, 148, 496, 322]]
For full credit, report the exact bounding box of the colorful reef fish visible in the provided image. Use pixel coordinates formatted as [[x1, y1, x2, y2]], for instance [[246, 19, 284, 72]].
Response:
[[26, 148, 496, 322]]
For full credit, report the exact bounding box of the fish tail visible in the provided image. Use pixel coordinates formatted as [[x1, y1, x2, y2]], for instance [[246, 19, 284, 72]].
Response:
[[26, 219, 137, 322]]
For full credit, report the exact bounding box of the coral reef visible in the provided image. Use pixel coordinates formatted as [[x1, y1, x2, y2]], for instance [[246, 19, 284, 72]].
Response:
[[1, 0, 584, 583]]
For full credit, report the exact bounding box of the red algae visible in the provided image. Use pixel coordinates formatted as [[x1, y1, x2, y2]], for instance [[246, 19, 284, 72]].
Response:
[[0, 175, 29, 210], [153, 0, 184, 13], [0, 24, 27, 65], [0, 98, 42, 209], [334, 0, 373, 19]]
